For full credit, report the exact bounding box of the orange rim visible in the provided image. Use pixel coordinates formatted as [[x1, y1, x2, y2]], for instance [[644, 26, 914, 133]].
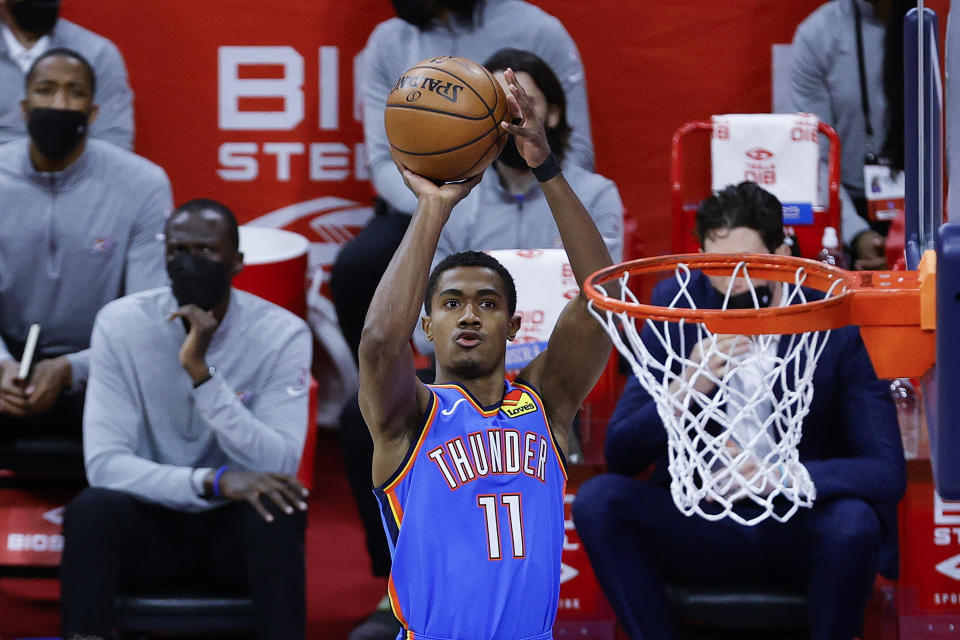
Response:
[[585, 252, 937, 378], [585, 253, 856, 334]]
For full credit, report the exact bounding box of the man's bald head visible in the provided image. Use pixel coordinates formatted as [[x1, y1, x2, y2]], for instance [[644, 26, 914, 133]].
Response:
[[25, 47, 96, 95], [166, 199, 240, 252]]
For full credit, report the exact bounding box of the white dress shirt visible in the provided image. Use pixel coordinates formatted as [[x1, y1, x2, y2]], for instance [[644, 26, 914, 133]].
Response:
[[2, 24, 49, 73]]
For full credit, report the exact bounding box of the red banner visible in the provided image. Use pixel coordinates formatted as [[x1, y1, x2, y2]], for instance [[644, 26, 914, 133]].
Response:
[[63, 0, 888, 261], [556, 467, 617, 636], [0, 489, 76, 568], [899, 461, 960, 634]]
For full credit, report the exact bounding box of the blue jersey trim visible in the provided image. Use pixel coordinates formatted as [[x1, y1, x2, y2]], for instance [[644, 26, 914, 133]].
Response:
[[374, 486, 401, 547]]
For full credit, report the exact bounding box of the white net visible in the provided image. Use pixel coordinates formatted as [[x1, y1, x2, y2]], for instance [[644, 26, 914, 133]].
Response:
[[589, 260, 846, 525]]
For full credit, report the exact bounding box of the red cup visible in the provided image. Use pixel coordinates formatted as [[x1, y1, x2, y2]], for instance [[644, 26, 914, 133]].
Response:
[[233, 226, 310, 318]]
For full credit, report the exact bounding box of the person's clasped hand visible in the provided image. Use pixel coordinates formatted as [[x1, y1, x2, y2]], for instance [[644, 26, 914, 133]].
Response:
[[853, 230, 887, 270], [0, 356, 71, 417]]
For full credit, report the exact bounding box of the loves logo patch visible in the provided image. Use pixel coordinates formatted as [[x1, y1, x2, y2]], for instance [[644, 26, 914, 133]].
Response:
[[502, 389, 538, 418]]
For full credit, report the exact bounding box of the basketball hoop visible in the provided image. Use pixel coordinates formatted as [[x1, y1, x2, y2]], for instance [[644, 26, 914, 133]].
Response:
[[585, 252, 937, 525]]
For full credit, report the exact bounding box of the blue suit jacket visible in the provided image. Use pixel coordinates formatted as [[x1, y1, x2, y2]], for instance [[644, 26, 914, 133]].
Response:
[[605, 270, 906, 577]]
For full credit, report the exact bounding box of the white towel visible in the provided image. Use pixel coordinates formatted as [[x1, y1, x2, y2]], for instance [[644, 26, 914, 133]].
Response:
[[487, 249, 574, 373], [711, 113, 820, 224]]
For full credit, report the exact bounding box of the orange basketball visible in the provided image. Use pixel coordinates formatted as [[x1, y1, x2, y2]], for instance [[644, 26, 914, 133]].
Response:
[[385, 56, 509, 182]]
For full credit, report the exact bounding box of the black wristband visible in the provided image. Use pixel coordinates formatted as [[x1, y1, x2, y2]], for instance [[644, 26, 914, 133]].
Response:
[[531, 153, 561, 182]]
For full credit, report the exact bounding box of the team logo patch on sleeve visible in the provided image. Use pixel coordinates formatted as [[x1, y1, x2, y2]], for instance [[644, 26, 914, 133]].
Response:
[[502, 389, 538, 418]]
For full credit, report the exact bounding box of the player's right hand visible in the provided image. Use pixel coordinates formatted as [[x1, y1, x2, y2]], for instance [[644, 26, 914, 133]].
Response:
[[0, 358, 28, 417], [215, 470, 309, 522], [390, 145, 482, 209]]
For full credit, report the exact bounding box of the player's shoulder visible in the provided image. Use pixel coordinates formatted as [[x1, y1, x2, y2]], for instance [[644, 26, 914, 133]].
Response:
[[0, 138, 28, 176], [495, 0, 571, 42], [365, 16, 415, 49], [490, 0, 558, 23], [96, 286, 170, 329], [86, 139, 170, 187], [794, 1, 845, 41], [232, 289, 311, 340], [563, 164, 618, 195], [51, 19, 124, 60]]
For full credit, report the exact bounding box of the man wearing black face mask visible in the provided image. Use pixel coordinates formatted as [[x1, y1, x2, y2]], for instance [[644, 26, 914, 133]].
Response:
[[60, 199, 312, 640], [574, 182, 905, 640], [0, 48, 170, 450], [433, 48, 623, 264], [0, 0, 133, 148]]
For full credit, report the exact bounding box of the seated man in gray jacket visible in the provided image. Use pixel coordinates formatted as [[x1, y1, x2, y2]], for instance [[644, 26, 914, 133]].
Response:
[[0, 0, 133, 148], [60, 199, 312, 640], [0, 48, 169, 449]]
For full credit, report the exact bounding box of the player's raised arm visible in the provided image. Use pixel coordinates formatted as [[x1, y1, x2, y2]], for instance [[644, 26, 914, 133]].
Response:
[[503, 68, 615, 451], [358, 164, 480, 482]]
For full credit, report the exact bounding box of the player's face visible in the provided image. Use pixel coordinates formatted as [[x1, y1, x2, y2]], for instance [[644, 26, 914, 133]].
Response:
[[165, 209, 242, 276], [701, 226, 784, 297], [424, 266, 520, 378], [22, 56, 95, 114]]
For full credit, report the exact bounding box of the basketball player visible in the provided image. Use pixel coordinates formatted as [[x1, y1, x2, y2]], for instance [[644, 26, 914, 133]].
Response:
[[358, 69, 613, 639]]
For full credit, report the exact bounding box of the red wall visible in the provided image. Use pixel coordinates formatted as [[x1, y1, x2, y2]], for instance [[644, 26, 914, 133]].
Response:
[[62, 0, 949, 259]]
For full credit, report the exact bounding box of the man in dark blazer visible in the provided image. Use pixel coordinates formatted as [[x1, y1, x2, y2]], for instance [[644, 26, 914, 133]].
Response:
[[573, 182, 906, 640]]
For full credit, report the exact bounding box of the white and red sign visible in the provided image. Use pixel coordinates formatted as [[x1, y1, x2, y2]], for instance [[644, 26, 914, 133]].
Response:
[[711, 113, 820, 225], [486, 250, 578, 376], [0, 490, 74, 567]]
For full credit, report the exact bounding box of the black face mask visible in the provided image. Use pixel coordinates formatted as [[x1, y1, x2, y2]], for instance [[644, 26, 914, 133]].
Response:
[[26, 108, 88, 160], [497, 135, 529, 170], [167, 253, 232, 312], [9, 0, 60, 34], [716, 285, 774, 310], [391, 0, 436, 27]]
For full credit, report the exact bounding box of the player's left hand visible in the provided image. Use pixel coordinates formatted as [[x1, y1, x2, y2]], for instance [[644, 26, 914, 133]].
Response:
[[23, 356, 72, 415], [168, 304, 219, 383], [500, 67, 551, 169]]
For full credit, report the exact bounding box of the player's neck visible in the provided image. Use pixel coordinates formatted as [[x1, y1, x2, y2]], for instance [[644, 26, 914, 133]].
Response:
[[495, 161, 536, 196], [433, 367, 506, 407]]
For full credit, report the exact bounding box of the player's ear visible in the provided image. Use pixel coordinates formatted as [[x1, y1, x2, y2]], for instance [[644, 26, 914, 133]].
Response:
[[507, 314, 521, 341], [231, 251, 244, 277], [422, 316, 434, 342], [773, 243, 791, 257]]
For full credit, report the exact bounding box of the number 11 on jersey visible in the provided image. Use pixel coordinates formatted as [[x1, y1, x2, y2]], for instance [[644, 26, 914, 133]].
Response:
[[477, 493, 525, 560]]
